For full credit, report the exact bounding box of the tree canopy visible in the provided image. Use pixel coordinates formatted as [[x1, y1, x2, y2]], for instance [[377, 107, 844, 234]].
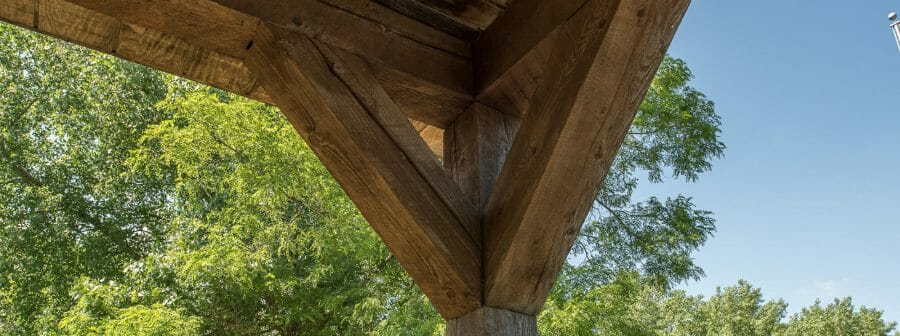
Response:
[[0, 22, 895, 335]]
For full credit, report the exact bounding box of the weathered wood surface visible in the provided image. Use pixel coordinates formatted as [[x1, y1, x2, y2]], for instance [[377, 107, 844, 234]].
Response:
[[444, 103, 519, 210], [243, 23, 481, 319], [0, 0, 451, 155], [65, 0, 259, 59], [1, 0, 693, 327], [372, 0, 505, 38], [474, 0, 589, 116], [482, 0, 692, 315], [210, 0, 474, 128], [412, 120, 446, 159], [446, 306, 537, 336], [62, 0, 473, 128], [0, 0, 270, 102]]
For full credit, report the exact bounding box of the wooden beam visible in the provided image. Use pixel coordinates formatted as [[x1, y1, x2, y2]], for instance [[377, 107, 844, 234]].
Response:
[[211, 0, 474, 128], [413, 0, 504, 30], [482, 0, 691, 314], [67, 0, 474, 128], [444, 103, 519, 210], [473, 0, 586, 115], [5, 0, 693, 325], [64, 0, 259, 59], [243, 23, 482, 319], [371, 0, 504, 38], [412, 120, 446, 160], [447, 306, 537, 336], [0, 0, 451, 156], [371, 0, 478, 38], [0, 0, 269, 102]]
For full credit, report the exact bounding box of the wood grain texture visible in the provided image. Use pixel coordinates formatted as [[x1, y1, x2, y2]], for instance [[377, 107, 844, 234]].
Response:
[[474, 0, 587, 92], [372, 0, 478, 38], [446, 306, 537, 336], [244, 23, 482, 319], [370, 62, 473, 128], [321, 0, 469, 57], [212, 0, 474, 127], [482, 0, 692, 314], [474, 33, 553, 117], [444, 103, 519, 210], [49, 0, 475, 128], [67, 0, 260, 59], [415, 0, 504, 29], [0, 0, 269, 103], [473, 0, 588, 116], [0, 0, 453, 153], [412, 120, 446, 160], [372, 0, 504, 37], [0, 0, 34, 27]]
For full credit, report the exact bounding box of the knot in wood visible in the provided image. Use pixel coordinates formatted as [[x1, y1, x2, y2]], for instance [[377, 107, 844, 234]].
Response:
[[330, 61, 346, 75], [276, 39, 294, 54]]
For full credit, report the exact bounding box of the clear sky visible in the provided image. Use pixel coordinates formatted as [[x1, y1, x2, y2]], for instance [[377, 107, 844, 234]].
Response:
[[648, 0, 900, 324]]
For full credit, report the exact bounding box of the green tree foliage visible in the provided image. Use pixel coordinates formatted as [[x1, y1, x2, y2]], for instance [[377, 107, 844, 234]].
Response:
[[665, 281, 788, 336], [1, 22, 895, 336], [540, 279, 897, 336], [0, 23, 170, 333], [563, 57, 724, 300], [0, 21, 444, 334], [117, 92, 436, 334], [780, 298, 899, 336], [540, 273, 666, 336]]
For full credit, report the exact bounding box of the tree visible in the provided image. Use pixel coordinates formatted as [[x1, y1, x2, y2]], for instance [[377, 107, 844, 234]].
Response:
[[0, 21, 725, 334], [24, 21, 898, 336], [560, 56, 724, 299], [779, 298, 899, 336], [0, 23, 171, 334], [539, 278, 898, 336], [668, 281, 788, 336], [56, 90, 441, 335], [539, 273, 667, 336], [668, 283, 898, 336]]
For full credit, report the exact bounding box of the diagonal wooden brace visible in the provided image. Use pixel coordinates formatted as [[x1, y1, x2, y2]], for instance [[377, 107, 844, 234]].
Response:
[[243, 23, 482, 319], [480, 0, 692, 316]]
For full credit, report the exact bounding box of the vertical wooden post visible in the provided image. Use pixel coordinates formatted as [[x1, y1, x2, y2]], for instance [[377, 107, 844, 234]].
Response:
[[444, 104, 529, 333], [446, 306, 537, 336], [444, 103, 519, 211]]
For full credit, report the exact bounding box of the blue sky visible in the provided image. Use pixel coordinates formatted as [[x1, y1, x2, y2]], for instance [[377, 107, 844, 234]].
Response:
[[651, 0, 900, 323]]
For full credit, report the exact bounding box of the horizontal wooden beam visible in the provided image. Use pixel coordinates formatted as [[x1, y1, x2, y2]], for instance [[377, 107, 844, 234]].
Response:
[[1, 0, 270, 102], [210, 0, 474, 128], [483, 0, 691, 314], [67, 0, 474, 128], [0, 0, 450, 156], [65, 0, 259, 59], [244, 23, 482, 319], [371, 0, 504, 38]]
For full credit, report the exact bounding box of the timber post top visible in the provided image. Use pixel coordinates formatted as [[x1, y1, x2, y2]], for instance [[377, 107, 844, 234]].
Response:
[[1, 0, 691, 327]]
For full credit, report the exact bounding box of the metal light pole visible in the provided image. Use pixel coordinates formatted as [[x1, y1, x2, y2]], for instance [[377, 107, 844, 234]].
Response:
[[890, 12, 900, 51]]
